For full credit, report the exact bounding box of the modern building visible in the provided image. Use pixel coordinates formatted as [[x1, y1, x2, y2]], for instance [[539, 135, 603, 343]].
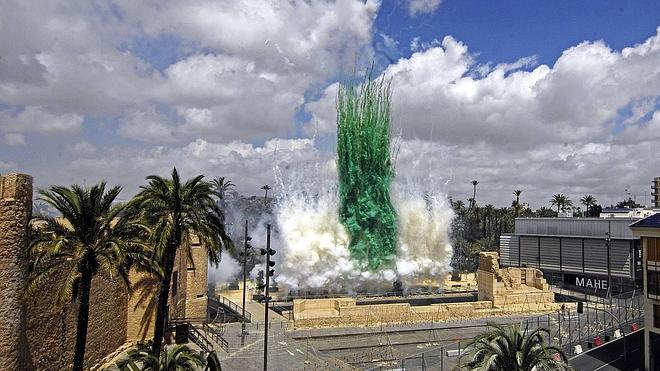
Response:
[[629, 214, 660, 370], [600, 207, 658, 219], [652, 177, 660, 208], [500, 217, 642, 296]]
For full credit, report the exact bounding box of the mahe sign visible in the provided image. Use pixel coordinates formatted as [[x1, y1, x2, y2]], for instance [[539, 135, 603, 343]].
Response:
[[563, 273, 609, 293]]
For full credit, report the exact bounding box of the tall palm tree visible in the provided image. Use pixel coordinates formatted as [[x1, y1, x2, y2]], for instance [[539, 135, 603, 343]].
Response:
[[130, 168, 233, 356], [211, 176, 235, 200], [550, 194, 572, 213], [26, 183, 150, 371], [261, 184, 271, 202], [117, 342, 206, 371], [461, 323, 572, 371], [471, 180, 479, 207], [513, 189, 523, 204], [580, 195, 597, 217]]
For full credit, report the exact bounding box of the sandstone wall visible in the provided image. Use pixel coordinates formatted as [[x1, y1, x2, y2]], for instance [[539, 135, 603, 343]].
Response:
[[0, 173, 32, 370], [185, 243, 208, 319], [126, 248, 190, 342], [26, 270, 128, 370]]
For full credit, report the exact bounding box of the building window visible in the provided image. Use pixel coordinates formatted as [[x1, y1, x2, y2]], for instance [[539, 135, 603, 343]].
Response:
[[649, 270, 659, 298], [655, 304, 660, 328], [172, 271, 178, 296], [649, 237, 658, 262]]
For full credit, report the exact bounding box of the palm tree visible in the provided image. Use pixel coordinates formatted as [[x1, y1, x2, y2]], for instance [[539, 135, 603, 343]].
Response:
[[461, 323, 573, 371], [131, 168, 233, 356], [211, 176, 235, 200], [536, 207, 557, 218], [550, 194, 572, 213], [471, 180, 479, 207], [117, 342, 206, 371], [27, 183, 150, 371], [261, 184, 271, 202], [580, 195, 597, 217], [513, 189, 523, 204], [453, 200, 465, 211]]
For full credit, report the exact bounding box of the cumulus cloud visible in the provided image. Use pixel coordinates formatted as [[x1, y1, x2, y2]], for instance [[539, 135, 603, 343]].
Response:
[[307, 29, 660, 206], [1, 0, 660, 211], [407, 0, 442, 17], [0, 106, 83, 137], [3, 133, 26, 146]]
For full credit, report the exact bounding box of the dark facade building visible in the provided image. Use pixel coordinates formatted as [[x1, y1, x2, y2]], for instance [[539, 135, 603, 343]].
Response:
[[500, 218, 642, 296]]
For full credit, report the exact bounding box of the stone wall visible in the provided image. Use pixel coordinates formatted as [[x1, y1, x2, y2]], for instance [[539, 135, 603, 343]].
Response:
[[0, 173, 32, 370], [26, 270, 128, 370], [126, 247, 190, 342], [185, 242, 208, 318], [0, 172, 212, 369]]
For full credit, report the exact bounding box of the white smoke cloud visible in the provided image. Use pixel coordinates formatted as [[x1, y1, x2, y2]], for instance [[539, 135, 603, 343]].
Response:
[[208, 250, 241, 285], [274, 151, 454, 292]]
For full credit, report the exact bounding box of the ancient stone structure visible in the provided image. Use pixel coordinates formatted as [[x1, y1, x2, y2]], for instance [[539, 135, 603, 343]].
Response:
[[477, 251, 554, 307], [291, 252, 566, 329], [0, 173, 211, 369], [0, 173, 32, 370]]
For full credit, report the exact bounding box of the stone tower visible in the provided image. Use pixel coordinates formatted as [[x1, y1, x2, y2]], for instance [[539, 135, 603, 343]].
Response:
[[0, 173, 33, 370]]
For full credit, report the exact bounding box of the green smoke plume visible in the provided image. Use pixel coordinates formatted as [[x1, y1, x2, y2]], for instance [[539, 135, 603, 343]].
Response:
[[337, 74, 397, 270]]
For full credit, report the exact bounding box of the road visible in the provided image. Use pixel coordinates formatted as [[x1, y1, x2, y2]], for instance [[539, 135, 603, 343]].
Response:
[[569, 329, 644, 371]]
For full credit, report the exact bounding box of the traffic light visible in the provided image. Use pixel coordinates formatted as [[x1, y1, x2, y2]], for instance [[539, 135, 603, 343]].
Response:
[[577, 302, 583, 314]]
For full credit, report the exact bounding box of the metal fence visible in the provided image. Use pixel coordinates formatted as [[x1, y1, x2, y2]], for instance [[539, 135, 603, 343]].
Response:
[[356, 290, 644, 370], [209, 294, 252, 323]]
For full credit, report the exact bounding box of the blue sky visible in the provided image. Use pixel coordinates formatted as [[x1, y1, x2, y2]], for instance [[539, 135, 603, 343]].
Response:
[[0, 0, 659, 207], [375, 0, 660, 66]]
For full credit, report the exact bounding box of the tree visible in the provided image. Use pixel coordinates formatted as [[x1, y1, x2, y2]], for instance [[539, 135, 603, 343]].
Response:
[[461, 323, 572, 371], [117, 342, 206, 371], [471, 180, 479, 207], [27, 183, 150, 371], [256, 270, 265, 295], [261, 184, 271, 202], [536, 207, 557, 218], [212, 176, 235, 200], [453, 199, 465, 212], [614, 197, 643, 209], [550, 194, 572, 213], [131, 168, 233, 356], [512, 189, 523, 217], [580, 195, 597, 217], [513, 189, 522, 204]]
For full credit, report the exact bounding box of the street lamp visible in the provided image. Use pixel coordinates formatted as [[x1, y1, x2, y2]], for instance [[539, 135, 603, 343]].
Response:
[[240, 220, 252, 337], [585, 303, 627, 362]]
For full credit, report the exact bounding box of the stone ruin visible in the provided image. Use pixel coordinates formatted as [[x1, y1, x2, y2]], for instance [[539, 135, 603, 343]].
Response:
[[290, 252, 568, 329]]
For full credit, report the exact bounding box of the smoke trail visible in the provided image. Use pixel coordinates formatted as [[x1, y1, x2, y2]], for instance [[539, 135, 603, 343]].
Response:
[[337, 75, 398, 270]]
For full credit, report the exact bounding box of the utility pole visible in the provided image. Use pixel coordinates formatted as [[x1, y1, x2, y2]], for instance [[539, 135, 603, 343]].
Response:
[[606, 221, 612, 297], [241, 220, 251, 338], [259, 224, 275, 371]]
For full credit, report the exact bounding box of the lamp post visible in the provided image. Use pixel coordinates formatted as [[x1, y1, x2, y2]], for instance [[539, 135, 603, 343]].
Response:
[[241, 220, 251, 337], [260, 224, 275, 371], [587, 303, 627, 362]]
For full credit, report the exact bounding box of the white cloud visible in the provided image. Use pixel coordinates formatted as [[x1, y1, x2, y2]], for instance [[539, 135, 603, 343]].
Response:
[[2, 0, 660, 211], [0, 106, 83, 135], [0, 161, 17, 172], [118, 108, 177, 143], [3, 133, 26, 146], [407, 0, 442, 17], [307, 29, 660, 206], [71, 141, 96, 156]]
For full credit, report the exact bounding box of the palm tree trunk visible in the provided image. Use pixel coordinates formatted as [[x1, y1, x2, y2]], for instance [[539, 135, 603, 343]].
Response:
[[72, 270, 93, 371], [152, 242, 178, 357]]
